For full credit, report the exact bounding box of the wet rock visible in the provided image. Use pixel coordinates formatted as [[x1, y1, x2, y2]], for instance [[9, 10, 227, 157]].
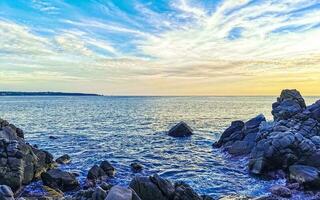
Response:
[[41, 169, 80, 192], [131, 162, 143, 173], [56, 154, 71, 164], [289, 165, 320, 189], [0, 185, 14, 200], [92, 186, 107, 200], [270, 185, 292, 198], [173, 181, 202, 200], [214, 120, 244, 148], [106, 185, 141, 200], [0, 119, 54, 191], [100, 182, 112, 191], [100, 161, 115, 177], [87, 165, 106, 180], [168, 122, 193, 137], [48, 136, 58, 140], [130, 174, 175, 200]]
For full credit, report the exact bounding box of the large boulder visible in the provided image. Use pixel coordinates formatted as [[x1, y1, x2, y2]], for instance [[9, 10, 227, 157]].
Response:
[[41, 169, 80, 192], [0, 118, 54, 192], [168, 122, 193, 137], [0, 185, 14, 200], [289, 165, 320, 189], [100, 161, 115, 177], [214, 114, 265, 156], [130, 174, 174, 200], [106, 185, 142, 200], [272, 89, 306, 121], [130, 174, 203, 200]]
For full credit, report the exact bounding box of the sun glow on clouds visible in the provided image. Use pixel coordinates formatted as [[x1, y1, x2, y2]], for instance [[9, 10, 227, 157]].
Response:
[[0, 0, 320, 95]]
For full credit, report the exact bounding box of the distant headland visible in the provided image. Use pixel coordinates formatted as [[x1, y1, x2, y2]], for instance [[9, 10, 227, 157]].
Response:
[[0, 91, 102, 96]]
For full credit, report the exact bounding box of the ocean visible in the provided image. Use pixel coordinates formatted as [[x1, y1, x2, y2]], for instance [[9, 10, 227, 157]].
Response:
[[0, 96, 319, 198]]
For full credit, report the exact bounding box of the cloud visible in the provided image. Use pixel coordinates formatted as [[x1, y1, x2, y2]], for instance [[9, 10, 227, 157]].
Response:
[[0, 0, 320, 95]]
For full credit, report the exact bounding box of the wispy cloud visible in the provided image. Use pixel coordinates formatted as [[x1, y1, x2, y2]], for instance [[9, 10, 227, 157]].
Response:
[[0, 0, 319, 95]]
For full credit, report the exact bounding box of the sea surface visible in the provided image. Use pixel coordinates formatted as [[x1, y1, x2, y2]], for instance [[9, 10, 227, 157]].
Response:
[[0, 96, 319, 198]]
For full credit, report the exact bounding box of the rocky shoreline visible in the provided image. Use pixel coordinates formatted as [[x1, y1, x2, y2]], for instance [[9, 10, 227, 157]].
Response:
[[1, 89, 320, 200]]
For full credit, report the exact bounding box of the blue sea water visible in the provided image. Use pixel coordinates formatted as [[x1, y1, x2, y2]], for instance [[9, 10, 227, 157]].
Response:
[[0, 96, 319, 198]]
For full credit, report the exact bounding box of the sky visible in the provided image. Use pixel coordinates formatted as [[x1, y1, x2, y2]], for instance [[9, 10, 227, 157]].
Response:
[[0, 0, 320, 96]]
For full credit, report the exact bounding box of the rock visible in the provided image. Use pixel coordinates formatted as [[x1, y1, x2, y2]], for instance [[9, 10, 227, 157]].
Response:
[[244, 114, 266, 130], [92, 186, 107, 200], [130, 174, 175, 200], [0, 185, 14, 200], [289, 165, 320, 189], [227, 141, 252, 156], [87, 165, 106, 180], [0, 119, 54, 192], [131, 162, 143, 173], [173, 181, 202, 200], [100, 182, 112, 191], [41, 169, 80, 192], [100, 161, 115, 177], [270, 185, 292, 198], [214, 120, 244, 147], [106, 185, 141, 200], [49, 136, 58, 140], [168, 122, 193, 137], [56, 154, 71, 164], [42, 185, 64, 198], [272, 89, 306, 121]]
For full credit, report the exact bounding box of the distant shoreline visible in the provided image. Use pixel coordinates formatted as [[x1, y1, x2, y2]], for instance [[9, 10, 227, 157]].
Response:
[[0, 91, 102, 96]]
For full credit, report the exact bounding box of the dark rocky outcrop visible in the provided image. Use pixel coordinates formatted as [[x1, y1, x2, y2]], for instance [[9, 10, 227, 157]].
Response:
[[87, 161, 115, 181], [41, 169, 80, 192], [215, 89, 320, 192], [213, 114, 266, 156], [0, 118, 54, 192], [130, 174, 204, 200], [168, 122, 193, 137]]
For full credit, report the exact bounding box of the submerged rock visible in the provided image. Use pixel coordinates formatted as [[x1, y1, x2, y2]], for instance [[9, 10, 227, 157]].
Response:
[[131, 162, 143, 173], [168, 122, 193, 137], [56, 154, 71, 164], [0, 118, 54, 192], [41, 169, 80, 192]]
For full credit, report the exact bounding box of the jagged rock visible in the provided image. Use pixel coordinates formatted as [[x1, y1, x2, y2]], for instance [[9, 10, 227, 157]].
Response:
[[168, 122, 193, 137], [289, 165, 320, 189], [130, 174, 175, 200], [270, 185, 292, 198], [0, 185, 14, 200], [41, 169, 80, 192], [131, 162, 143, 173], [0, 118, 54, 192], [92, 186, 107, 200], [100, 161, 115, 177], [173, 181, 202, 200], [106, 185, 142, 200], [272, 89, 306, 121], [56, 154, 71, 164], [215, 115, 265, 156], [87, 165, 106, 180]]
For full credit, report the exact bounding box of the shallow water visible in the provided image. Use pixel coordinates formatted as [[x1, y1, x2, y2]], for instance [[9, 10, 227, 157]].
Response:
[[0, 96, 319, 198]]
